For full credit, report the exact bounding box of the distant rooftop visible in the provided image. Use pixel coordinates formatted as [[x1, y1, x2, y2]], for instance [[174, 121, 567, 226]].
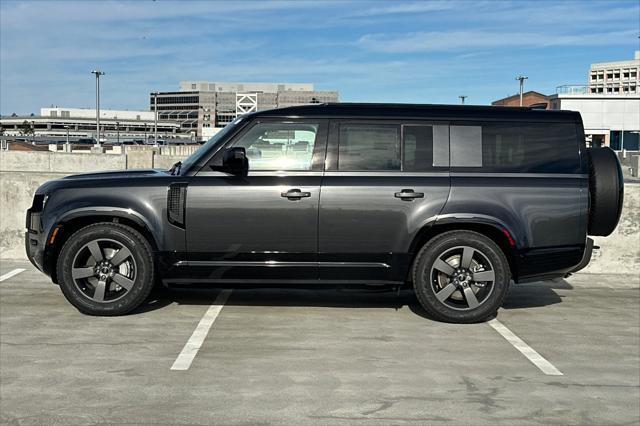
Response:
[[178, 81, 315, 93]]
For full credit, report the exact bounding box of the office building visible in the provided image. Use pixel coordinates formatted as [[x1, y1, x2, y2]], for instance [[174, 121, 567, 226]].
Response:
[[151, 81, 339, 140], [588, 51, 639, 95]]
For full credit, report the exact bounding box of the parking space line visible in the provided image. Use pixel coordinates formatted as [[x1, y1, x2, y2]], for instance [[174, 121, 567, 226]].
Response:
[[0, 268, 26, 282], [171, 289, 232, 371], [488, 318, 563, 376]]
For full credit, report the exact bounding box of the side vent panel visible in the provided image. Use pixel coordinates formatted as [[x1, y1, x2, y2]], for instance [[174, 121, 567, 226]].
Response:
[[167, 183, 187, 228]]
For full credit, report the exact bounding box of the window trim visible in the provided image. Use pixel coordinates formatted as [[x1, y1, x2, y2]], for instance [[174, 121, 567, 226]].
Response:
[[199, 118, 328, 174], [326, 119, 450, 172]]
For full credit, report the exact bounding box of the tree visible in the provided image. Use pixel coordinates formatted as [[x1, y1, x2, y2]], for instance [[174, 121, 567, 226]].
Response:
[[20, 120, 34, 136]]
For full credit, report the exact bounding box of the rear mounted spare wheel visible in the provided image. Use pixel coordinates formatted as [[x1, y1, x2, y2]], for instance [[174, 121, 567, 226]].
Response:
[[587, 147, 624, 236]]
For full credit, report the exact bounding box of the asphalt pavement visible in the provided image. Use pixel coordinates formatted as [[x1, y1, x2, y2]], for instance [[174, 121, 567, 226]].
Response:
[[0, 260, 638, 425]]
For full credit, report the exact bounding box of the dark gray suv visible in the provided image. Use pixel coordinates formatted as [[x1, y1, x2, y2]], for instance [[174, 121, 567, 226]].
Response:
[[25, 103, 624, 322]]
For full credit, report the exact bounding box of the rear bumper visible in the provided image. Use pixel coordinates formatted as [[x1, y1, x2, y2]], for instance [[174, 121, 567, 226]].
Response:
[[569, 237, 595, 274], [515, 240, 593, 283]]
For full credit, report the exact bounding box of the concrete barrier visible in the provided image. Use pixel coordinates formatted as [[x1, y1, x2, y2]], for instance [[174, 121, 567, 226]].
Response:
[[1, 151, 638, 278]]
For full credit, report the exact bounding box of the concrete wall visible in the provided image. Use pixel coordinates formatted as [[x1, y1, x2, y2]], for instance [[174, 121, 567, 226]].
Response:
[[583, 183, 640, 275], [1, 151, 638, 279], [0, 149, 190, 258]]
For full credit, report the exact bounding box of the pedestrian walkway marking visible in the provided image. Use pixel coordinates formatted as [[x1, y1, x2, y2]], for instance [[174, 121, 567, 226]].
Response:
[[0, 268, 26, 282], [488, 318, 563, 376], [171, 289, 232, 371]]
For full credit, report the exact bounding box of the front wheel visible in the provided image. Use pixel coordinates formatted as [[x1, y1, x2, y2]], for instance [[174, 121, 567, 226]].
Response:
[[412, 230, 510, 323], [57, 223, 155, 316]]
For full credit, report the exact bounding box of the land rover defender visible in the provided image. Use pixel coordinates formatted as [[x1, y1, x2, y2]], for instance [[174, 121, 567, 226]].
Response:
[[26, 103, 624, 322]]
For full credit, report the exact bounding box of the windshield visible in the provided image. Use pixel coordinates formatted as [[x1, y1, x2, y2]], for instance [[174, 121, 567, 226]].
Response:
[[179, 117, 244, 174]]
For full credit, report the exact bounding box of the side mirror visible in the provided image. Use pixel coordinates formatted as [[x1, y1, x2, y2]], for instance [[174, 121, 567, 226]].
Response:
[[222, 147, 249, 176]]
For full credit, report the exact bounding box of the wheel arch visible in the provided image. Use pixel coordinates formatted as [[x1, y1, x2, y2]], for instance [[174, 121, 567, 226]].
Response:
[[407, 220, 518, 282], [45, 209, 159, 284]]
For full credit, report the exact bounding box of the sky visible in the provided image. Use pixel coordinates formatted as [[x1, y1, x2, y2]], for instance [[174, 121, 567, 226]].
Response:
[[1, 0, 639, 115]]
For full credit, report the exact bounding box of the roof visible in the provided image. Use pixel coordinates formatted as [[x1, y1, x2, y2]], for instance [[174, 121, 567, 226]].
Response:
[[491, 91, 549, 105], [253, 102, 578, 122]]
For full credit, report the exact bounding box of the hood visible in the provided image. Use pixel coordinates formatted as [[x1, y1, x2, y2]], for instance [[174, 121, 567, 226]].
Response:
[[61, 168, 166, 180], [35, 169, 168, 195]]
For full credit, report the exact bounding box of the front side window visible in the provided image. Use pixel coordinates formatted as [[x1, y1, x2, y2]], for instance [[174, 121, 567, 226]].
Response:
[[231, 122, 319, 171]]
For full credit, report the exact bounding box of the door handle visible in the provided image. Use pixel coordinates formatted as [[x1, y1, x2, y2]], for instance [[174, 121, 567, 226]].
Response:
[[281, 189, 311, 200], [394, 189, 424, 200]]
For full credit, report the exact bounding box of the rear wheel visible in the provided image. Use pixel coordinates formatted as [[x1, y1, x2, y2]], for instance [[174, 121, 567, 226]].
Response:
[[57, 223, 155, 316], [412, 230, 510, 323]]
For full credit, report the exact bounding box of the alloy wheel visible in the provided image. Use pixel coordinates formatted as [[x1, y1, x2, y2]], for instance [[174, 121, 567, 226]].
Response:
[[429, 245, 495, 310], [71, 238, 137, 303]]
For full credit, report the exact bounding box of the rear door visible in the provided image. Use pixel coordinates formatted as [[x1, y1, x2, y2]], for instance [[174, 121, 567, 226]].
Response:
[[318, 120, 451, 283]]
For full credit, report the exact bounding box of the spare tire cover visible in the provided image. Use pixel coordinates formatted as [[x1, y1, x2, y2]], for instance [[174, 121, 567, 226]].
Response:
[[587, 147, 624, 236]]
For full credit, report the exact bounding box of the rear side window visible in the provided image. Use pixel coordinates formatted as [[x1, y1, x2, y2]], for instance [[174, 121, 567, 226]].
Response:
[[338, 124, 400, 171], [450, 122, 580, 173], [403, 125, 449, 171]]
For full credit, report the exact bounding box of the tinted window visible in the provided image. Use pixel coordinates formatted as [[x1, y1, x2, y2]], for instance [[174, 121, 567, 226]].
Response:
[[450, 122, 580, 173], [338, 124, 400, 171], [232, 122, 319, 171], [403, 125, 450, 171]]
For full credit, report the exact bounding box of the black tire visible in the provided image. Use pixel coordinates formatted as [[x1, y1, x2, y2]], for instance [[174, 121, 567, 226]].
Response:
[[56, 222, 155, 316], [412, 230, 510, 323], [587, 147, 624, 236]]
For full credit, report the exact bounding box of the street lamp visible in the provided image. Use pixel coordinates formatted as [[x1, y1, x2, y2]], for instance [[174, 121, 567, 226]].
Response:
[[515, 75, 528, 106], [152, 91, 158, 146], [459, 95, 467, 105], [91, 70, 105, 146]]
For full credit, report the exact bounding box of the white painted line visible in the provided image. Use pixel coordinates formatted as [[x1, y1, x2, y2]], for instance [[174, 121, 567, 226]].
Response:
[[171, 289, 232, 371], [488, 318, 563, 376], [0, 268, 26, 282]]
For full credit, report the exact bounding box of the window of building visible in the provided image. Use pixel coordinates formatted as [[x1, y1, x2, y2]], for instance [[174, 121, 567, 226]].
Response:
[[191, 84, 196, 89], [450, 122, 579, 173], [231, 122, 320, 171], [50, 111, 57, 117], [338, 124, 400, 171]]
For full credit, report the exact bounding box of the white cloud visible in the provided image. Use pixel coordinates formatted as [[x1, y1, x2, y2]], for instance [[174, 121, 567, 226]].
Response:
[[349, 1, 455, 16], [357, 29, 639, 53]]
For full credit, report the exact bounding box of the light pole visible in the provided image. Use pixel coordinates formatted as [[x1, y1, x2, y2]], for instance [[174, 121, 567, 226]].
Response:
[[459, 95, 467, 105], [64, 125, 70, 147], [152, 92, 158, 146], [116, 121, 120, 145], [515, 75, 528, 106], [91, 70, 105, 146]]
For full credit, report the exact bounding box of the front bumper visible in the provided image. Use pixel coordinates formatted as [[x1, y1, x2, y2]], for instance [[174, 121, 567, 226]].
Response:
[[25, 208, 46, 274]]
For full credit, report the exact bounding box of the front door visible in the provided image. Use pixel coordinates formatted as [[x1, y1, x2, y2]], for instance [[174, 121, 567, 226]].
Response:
[[184, 119, 328, 282], [319, 120, 451, 283]]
